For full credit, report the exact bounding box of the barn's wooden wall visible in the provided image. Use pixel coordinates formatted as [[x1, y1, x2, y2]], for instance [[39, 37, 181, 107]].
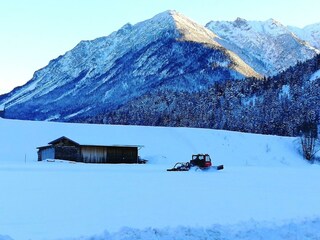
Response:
[[81, 146, 108, 163], [38, 146, 81, 161], [40, 147, 55, 160], [55, 146, 80, 162], [81, 146, 138, 163]]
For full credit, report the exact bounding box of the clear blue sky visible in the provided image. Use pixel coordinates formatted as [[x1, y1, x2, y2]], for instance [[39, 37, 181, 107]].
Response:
[[1, 0, 319, 94]]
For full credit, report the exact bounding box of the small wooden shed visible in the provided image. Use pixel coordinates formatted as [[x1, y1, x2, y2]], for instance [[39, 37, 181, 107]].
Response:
[[37, 136, 142, 164]]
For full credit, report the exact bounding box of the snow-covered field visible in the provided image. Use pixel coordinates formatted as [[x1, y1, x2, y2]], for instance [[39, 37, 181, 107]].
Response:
[[0, 118, 320, 240]]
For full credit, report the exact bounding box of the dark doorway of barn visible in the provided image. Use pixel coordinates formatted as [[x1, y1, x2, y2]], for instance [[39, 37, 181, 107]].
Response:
[[107, 147, 138, 163]]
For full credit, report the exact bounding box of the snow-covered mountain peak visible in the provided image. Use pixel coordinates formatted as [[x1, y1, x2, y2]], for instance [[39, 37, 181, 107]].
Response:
[[206, 18, 319, 75], [235, 17, 247, 22], [155, 9, 178, 17], [168, 12, 259, 78], [233, 17, 248, 28], [144, 10, 176, 27], [266, 18, 282, 26], [261, 18, 291, 35], [171, 11, 220, 46], [209, 18, 290, 35], [117, 23, 133, 34], [148, 10, 223, 48]]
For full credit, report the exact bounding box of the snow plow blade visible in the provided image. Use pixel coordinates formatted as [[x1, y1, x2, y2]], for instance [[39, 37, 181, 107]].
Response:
[[215, 165, 224, 170]]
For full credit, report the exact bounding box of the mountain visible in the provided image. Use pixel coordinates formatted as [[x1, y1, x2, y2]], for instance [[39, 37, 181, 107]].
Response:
[[206, 18, 319, 76], [1, 11, 319, 136], [0, 10, 259, 122], [288, 22, 320, 49]]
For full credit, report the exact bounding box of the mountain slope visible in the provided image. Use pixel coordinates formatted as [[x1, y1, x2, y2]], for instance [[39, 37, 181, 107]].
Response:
[[289, 22, 320, 49], [206, 18, 319, 76], [0, 10, 259, 122]]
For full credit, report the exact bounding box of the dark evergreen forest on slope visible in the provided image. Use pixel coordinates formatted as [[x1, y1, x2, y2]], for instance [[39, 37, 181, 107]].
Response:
[[76, 55, 320, 137]]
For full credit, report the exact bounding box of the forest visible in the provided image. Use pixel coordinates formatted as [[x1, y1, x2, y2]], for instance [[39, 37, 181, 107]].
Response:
[[76, 55, 320, 137]]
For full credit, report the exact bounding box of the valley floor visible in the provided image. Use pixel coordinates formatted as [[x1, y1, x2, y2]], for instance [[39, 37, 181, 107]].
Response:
[[0, 118, 319, 239]]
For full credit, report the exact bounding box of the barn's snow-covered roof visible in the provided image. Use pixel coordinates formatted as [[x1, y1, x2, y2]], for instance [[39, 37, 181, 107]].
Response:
[[48, 136, 80, 146], [46, 136, 144, 148]]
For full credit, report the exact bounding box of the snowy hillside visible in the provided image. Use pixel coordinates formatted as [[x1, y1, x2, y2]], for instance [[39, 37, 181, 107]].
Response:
[[289, 22, 320, 49], [310, 69, 320, 81], [206, 18, 319, 76], [0, 118, 320, 240], [0, 118, 305, 166], [0, 10, 258, 122]]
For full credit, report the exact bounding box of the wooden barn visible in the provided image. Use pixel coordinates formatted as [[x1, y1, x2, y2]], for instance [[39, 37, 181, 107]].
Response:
[[37, 136, 143, 164]]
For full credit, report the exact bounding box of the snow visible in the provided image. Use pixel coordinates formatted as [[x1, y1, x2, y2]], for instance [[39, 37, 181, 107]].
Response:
[[171, 11, 220, 47], [45, 114, 61, 121], [64, 107, 92, 120], [279, 84, 291, 99], [242, 95, 258, 106], [289, 23, 320, 49], [80, 219, 320, 240], [170, 12, 259, 77], [0, 118, 320, 240], [310, 69, 320, 81], [206, 18, 319, 76]]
